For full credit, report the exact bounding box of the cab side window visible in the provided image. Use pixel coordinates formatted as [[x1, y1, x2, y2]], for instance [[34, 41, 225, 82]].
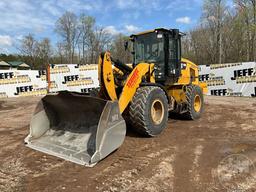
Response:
[[169, 39, 177, 60]]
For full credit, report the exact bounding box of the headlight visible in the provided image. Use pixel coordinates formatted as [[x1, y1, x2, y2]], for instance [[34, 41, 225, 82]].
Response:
[[181, 62, 186, 70]]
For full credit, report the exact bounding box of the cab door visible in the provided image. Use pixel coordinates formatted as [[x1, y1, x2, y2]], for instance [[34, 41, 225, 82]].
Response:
[[167, 36, 181, 83]]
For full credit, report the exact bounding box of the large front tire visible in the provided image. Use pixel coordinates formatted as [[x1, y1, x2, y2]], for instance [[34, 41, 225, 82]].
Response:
[[129, 86, 168, 136], [183, 85, 204, 120]]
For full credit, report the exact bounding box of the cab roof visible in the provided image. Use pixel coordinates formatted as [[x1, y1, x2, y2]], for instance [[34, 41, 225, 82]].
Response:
[[130, 28, 185, 37]]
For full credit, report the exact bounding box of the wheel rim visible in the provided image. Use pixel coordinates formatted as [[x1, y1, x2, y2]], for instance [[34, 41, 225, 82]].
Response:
[[151, 99, 164, 125], [194, 95, 201, 112]]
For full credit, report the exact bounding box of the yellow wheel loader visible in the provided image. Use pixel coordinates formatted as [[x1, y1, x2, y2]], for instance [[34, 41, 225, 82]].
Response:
[[25, 28, 207, 166]]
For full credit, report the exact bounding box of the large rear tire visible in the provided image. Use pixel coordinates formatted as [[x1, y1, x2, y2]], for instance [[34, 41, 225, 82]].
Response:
[[183, 85, 204, 120], [129, 86, 168, 136]]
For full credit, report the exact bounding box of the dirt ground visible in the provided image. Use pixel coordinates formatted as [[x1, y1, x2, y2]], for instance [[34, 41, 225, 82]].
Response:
[[0, 96, 255, 192]]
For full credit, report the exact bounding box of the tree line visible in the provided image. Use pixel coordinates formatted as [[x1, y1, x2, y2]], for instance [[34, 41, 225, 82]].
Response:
[[0, 0, 255, 69], [1, 12, 131, 69], [182, 0, 256, 65]]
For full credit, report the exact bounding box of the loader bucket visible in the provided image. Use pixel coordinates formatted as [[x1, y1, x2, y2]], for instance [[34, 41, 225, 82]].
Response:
[[24, 91, 126, 166]]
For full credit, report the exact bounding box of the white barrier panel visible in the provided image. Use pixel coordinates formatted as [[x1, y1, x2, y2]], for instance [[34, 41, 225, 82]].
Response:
[[199, 62, 256, 97], [1, 62, 255, 98], [0, 70, 47, 98], [48, 64, 99, 93]]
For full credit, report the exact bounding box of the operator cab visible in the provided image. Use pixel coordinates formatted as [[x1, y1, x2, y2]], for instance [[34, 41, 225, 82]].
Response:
[[130, 28, 183, 85]]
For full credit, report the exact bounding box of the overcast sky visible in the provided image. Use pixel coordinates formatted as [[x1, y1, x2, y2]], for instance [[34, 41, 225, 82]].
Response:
[[0, 0, 231, 53]]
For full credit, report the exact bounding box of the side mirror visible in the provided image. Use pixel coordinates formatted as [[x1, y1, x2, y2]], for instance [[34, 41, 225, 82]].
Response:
[[124, 41, 128, 51]]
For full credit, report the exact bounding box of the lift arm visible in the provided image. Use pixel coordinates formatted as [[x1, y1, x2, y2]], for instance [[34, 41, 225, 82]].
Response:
[[98, 52, 155, 113]]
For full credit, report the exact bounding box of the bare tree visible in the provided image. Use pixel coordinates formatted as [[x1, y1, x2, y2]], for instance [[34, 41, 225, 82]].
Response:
[[81, 25, 112, 64], [93, 27, 112, 63], [55, 11, 79, 63], [202, 0, 227, 64], [38, 38, 52, 67], [19, 34, 39, 68], [110, 34, 132, 63], [78, 15, 95, 63], [236, 0, 256, 61], [56, 42, 66, 63]]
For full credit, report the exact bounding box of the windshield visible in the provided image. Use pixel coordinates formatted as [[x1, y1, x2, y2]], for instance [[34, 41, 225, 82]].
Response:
[[134, 32, 164, 64]]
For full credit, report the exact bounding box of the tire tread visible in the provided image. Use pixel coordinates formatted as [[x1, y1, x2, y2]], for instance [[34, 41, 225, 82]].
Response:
[[129, 86, 168, 136]]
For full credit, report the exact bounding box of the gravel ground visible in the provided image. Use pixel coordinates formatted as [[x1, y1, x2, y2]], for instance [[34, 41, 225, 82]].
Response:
[[0, 96, 255, 192]]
